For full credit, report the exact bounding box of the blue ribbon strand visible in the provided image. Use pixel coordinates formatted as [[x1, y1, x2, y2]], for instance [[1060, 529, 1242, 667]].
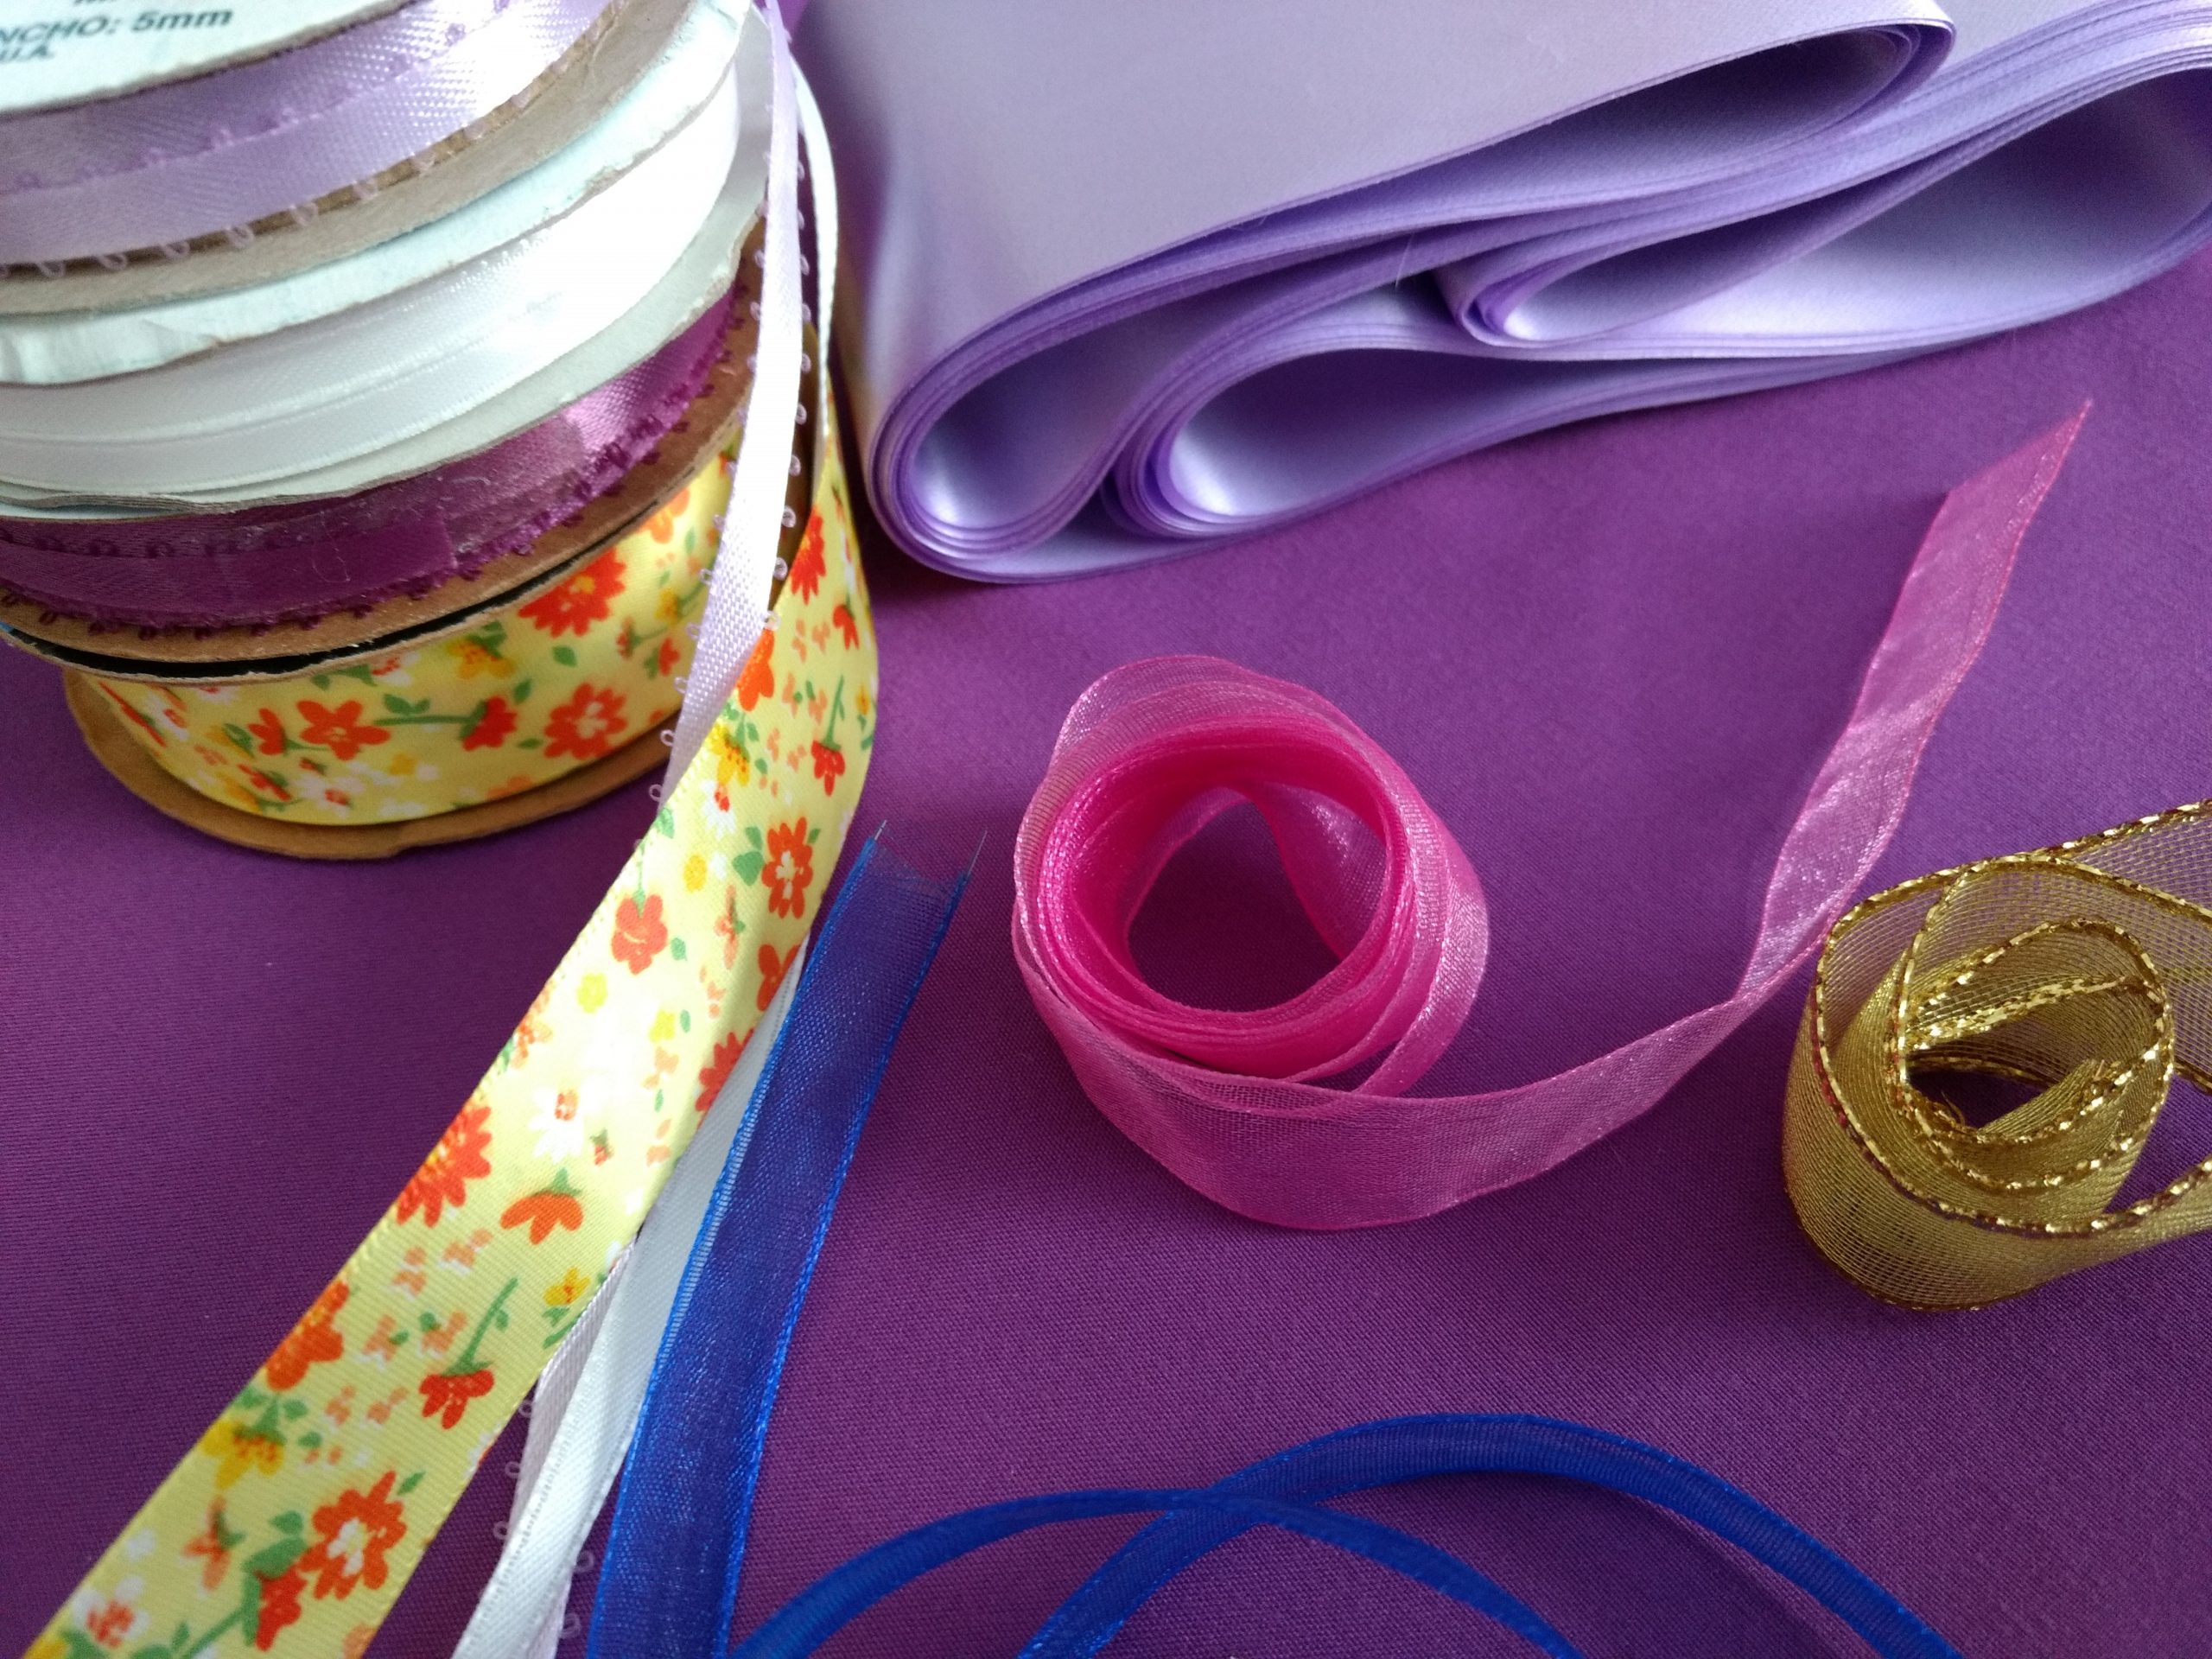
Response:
[[587, 835, 969, 1659], [729, 1415, 1962, 1659], [582, 842, 1956, 1659]]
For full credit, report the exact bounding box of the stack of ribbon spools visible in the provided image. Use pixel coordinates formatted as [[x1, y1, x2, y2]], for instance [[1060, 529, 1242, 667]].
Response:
[[0, 0, 811, 855]]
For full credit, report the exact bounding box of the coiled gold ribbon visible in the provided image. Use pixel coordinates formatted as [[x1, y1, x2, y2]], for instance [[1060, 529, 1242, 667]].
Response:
[[1786, 802, 2212, 1307]]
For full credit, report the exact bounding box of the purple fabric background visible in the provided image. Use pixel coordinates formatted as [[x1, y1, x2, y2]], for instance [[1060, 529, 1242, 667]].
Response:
[[10, 254, 2212, 1655]]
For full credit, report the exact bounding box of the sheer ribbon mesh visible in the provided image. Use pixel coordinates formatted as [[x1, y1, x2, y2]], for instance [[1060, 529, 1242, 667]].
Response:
[[1014, 416, 2083, 1229], [1788, 802, 2212, 1306]]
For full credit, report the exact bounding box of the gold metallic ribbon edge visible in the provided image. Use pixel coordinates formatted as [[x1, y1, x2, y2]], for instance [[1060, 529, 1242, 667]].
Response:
[[1787, 800, 2212, 1309]]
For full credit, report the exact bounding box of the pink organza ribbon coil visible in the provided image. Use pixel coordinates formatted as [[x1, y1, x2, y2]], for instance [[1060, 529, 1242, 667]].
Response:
[[1014, 412, 2084, 1229]]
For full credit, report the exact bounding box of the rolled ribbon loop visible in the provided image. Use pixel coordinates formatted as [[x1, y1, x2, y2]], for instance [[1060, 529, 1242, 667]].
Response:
[[731, 1415, 1960, 1659], [1786, 802, 2212, 1307], [0, 290, 734, 628], [0, 0, 617, 268], [1015, 414, 2084, 1230], [1018, 655, 1489, 1091]]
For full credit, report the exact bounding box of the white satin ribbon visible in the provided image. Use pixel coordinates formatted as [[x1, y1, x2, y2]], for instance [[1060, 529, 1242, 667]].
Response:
[[665, 0, 811, 784], [0, 34, 763, 504], [0, 0, 751, 387], [451, 950, 803, 1659], [798, 73, 840, 378]]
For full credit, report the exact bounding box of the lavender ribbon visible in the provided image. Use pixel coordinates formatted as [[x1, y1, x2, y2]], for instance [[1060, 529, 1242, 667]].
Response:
[[0, 292, 730, 628], [0, 0, 615, 267], [798, 0, 2212, 578]]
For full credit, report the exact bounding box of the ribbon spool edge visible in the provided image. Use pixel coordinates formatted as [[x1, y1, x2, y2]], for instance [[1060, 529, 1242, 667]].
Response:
[[0, 260, 768, 664], [0, 0, 416, 116], [0, 0, 692, 314], [62, 674, 674, 859], [53, 323, 822, 852]]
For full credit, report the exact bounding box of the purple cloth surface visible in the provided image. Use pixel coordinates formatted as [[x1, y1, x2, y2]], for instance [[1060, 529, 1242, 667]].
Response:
[[10, 252, 2212, 1656]]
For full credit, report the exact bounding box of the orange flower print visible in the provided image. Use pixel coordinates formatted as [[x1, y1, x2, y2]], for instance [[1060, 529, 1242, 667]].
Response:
[[696, 1031, 743, 1114], [735, 632, 776, 710], [519, 548, 626, 637], [200, 1420, 283, 1488], [412, 1279, 515, 1431], [240, 764, 292, 804], [252, 1562, 305, 1650], [543, 682, 628, 761], [296, 698, 389, 762], [362, 1314, 407, 1368], [832, 602, 861, 648], [653, 635, 681, 678], [502, 1171, 586, 1243], [297, 1471, 408, 1600], [363, 1387, 409, 1426], [645, 486, 691, 542], [512, 984, 556, 1066], [265, 1279, 348, 1391], [182, 1503, 241, 1592], [611, 893, 669, 974], [448, 635, 512, 681], [79, 1586, 143, 1649], [247, 708, 287, 756], [417, 1309, 467, 1359], [764, 819, 815, 919], [810, 740, 846, 796], [342, 1624, 380, 1659], [102, 686, 168, 749], [715, 898, 742, 972], [149, 689, 192, 741], [442, 1227, 494, 1270], [788, 512, 826, 601], [418, 1367, 495, 1429], [461, 696, 518, 751], [757, 942, 796, 1013], [396, 1100, 493, 1227], [709, 725, 751, 816]]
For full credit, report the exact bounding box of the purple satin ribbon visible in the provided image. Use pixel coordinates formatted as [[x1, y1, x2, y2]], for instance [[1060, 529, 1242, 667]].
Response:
[[0, 0, 615, 267], [0, 292, 731, 629]]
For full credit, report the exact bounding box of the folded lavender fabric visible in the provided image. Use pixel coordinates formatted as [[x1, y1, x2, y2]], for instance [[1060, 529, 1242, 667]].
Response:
[[799, 0, 2212, 577]]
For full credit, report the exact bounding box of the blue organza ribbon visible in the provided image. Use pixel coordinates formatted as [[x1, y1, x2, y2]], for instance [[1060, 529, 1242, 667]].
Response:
[[587, 835, 968, 1658], [586, 840, 1956, 1659], [730, 1414, 1963, 1659]]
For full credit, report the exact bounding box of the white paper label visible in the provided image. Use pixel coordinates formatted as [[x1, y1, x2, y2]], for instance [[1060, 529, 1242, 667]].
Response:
[[0, 0, 408, 113]]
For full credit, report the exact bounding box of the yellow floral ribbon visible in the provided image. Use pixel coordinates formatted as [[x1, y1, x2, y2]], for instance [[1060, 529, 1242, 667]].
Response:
[[81, 460, 735, 827], [29, 397, 878, 1659], [1786, 800, 2212, 1309]]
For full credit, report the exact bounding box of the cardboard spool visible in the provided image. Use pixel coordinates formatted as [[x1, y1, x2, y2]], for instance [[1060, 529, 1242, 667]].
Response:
[[0, 0, 696, 315], [52, 330, 821, 860], [66, 673, 676, 859], [0, 270, 763, 671]]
